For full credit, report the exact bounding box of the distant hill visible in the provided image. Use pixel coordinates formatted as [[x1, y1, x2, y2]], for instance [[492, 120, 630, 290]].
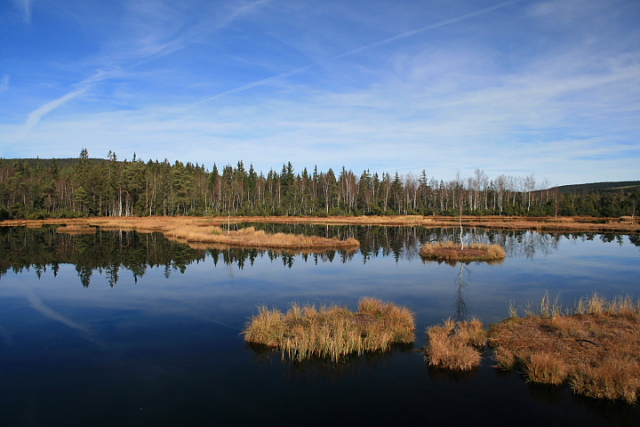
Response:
[[555, 181, 640, 194]]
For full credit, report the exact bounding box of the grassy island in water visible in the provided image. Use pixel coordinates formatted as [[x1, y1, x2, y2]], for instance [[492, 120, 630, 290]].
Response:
[[243, 297, 416, 362]]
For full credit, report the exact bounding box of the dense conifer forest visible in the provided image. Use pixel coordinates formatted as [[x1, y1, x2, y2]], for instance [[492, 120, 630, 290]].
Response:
[[1, 150, 638, 220]]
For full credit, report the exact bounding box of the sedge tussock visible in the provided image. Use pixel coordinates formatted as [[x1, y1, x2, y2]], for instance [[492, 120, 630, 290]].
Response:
[[425, 318, 486, 371], [420, 242, 506, 263], [488, 294, 640, 403], [571, 356, 640, 404], [242, 298, 415, 362], [523, 352, 569, 385], [493, 347, 517, 370]]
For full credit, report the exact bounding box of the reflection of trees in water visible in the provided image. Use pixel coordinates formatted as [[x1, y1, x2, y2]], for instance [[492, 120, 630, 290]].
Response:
[[0, 227, 206, 287], [1, 226, 637, 287], [237, 224, 573, 261], [454, 264, 470, 322]]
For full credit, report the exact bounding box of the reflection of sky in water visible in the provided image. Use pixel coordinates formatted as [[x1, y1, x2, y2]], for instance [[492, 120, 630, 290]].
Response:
[[1, 230, 640, 426], [2, 232, 639, 345]]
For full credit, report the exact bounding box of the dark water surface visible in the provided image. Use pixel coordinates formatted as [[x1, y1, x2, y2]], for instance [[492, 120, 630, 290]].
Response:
[[0, 226, 639, 426]]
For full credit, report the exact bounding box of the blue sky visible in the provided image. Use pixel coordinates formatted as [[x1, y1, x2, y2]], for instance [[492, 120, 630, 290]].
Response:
[[1, 0, 638, 186]]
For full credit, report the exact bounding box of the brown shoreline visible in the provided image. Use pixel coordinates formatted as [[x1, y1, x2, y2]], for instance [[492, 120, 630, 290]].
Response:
[[0, 216, 362, 251], [1, 214, 638, 233]]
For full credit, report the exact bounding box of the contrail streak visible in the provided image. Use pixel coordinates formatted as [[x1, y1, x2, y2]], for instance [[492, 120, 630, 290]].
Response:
[[195, 64, 316, 104], [332, 0, 526, 60], [12, 69, 112, 143], [20, 0, 32, 24], [199, 0, 526, 103], [12, 87, 88, 143]]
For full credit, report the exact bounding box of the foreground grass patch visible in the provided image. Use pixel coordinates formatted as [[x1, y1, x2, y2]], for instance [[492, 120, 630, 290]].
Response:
[[488, 294, 640, 404], [425, 318, 486, 371], [420, 241, 506, 264], [243, 297, 415, 362]]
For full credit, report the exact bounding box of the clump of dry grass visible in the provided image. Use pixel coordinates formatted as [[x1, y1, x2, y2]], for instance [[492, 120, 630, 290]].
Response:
[[488, 294, 640, 404], [574, 293, 640, 316], [167, 225, 361, 250], [243, 298, 415, 362], [425, 318, 486, 371], [571, 356, 640, 404], [420, 242, 506, 263], [522, 352, 569, 385]]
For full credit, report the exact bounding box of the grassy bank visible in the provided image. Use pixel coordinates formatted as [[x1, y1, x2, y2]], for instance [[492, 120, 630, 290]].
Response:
[[425, 294, 640, 404], [420, 242, 506, 263], [425, 318, 486, 370], [243, 297, 415, 362], [0, 216, 360, 251], [488, 294, 640, 404], [2, 214, 639, 233], [163, 225, 360, 250]]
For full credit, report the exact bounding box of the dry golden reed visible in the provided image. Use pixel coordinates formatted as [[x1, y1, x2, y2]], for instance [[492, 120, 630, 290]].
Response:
[[243, 298, 415, 362], [425, 318, 486, 371], [420, 242, 506, 263], [488, 294, 640, 404], [4, 214, 640, 233], [571, 356, 640, 404], [23, 217, 360, 251], [522, 352, 569, 385]]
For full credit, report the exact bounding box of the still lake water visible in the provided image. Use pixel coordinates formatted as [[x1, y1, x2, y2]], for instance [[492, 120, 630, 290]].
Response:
[[0, 226, 639, 426]]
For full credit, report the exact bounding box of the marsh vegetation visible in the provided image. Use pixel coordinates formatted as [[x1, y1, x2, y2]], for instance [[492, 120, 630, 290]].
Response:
[[425, 294, 640, 404], [420, 241, 506, 263], [488, 294, 640, 404], [425, 318, 486, 370], [243, 297, 415, 362], [47, 217, 361, 250]]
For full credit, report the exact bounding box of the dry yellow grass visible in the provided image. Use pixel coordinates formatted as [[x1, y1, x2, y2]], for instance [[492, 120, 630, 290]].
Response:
[[1, 217, 360, 251], [420, 242, 506, 263], [243, 298, 415, 362], [488, 294, 640, 404], [425, 318, 486, 371], [2, 214, 639, 232], [165, 225, 360, 250]]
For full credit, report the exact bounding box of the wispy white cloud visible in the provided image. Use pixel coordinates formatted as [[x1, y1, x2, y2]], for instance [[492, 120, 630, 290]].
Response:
[[125, 0, 274, 67], [197, 0, 528, 103], [11, 0, 274, 142], [2, 0, 638, 186], [15, 0, 32, 24], [332, 0, 527, 61]]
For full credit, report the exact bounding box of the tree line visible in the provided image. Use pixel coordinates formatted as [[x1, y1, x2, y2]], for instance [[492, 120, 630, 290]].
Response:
[[1, 149, 638, 220]]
